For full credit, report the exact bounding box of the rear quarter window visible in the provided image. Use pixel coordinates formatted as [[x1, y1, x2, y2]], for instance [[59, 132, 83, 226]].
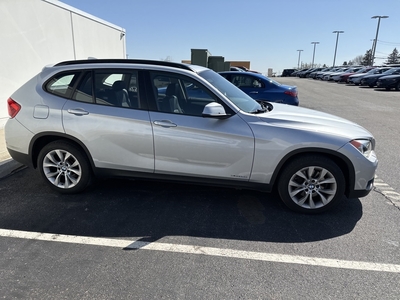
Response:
[[44, 72, 80, 98]]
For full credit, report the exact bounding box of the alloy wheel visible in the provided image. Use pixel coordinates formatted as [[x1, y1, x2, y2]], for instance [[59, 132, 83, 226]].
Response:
[[287, 166, 337, 209], [42, 149, 82, 189]]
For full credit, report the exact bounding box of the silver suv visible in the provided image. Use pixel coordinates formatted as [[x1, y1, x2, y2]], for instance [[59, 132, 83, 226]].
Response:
[[5, 59, 378, 213]]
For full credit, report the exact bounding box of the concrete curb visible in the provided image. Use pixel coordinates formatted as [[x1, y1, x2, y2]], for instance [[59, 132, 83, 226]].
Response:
[[0, 158, 25, 180]]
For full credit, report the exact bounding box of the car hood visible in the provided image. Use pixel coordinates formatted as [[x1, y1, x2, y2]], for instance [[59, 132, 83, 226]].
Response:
[[349, 73, 368, 78], [256, 104, 372, 139]]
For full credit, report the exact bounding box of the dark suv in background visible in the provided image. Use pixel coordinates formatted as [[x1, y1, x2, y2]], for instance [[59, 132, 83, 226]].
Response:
[[281, 69, 296, 77]]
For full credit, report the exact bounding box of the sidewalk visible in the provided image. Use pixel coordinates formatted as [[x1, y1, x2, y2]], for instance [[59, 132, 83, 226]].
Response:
[[0, 128, 11, 162]]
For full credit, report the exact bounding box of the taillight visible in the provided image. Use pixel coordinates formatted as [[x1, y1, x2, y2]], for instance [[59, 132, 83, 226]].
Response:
[[284, 90, 298, 97], [7, 97, 21, 118]]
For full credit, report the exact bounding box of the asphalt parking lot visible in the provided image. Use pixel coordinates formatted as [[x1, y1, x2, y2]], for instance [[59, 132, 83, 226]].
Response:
[[0, 78, 399, 299]]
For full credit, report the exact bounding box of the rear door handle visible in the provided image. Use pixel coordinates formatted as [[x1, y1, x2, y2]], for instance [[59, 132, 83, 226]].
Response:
[[153, 120, 177, 128], [67, 108, 89, 116]]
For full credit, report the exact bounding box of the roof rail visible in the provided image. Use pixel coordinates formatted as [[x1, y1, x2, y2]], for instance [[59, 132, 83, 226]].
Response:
[[55, 59, 194, 71]]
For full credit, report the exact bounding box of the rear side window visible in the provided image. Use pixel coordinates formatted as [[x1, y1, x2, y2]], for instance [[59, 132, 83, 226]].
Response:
[[231, 75, 264, 88], [70, 70, 142, 109], [45, 72, 80, 98], [93, 70, 140, 108]]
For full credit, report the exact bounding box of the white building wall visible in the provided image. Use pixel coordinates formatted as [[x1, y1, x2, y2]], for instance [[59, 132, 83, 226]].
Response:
[[0, 0, 126, 127]]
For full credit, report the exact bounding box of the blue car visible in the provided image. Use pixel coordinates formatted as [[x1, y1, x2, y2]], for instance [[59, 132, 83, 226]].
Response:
[[218, 71, 299, 106]]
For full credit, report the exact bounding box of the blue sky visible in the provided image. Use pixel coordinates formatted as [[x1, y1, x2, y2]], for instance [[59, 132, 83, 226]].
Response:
[[60, 0, 400, 74]]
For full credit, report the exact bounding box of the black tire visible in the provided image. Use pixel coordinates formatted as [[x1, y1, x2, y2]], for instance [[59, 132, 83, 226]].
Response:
[[396, 82, 400, 91], [277, 155, 345, 214], [38, 140, 92, 194]]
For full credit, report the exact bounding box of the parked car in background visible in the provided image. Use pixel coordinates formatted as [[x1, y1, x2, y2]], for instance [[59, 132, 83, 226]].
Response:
[[281, 69, 296, 77], [322, 68, 345, 81], [234, 66, 261, 73], [298, 68, 314, 78], [293, 68, 309, 77], [322, 67, 348, 81], [376, 74, 400, 90], [360, 67, 399, 87], [219, 71, 299, 106], [348, 67, 382, 85], [315, 67, 339, 80], [5, 59, 378, 213], [230, 66, 245, 72], [338, 67, 372, 83], [309, 67, 330, 79], [303, 68, 324, 78], [302, 68, 323, 78], [331, 67, 362, 82]]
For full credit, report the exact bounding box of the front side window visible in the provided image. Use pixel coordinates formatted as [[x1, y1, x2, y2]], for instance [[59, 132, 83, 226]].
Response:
[[150, 72, 217, 116]]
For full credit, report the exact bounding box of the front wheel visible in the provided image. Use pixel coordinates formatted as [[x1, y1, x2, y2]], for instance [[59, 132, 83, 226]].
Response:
[[38, 140, 92, 194], [278, 155, 345, 214]]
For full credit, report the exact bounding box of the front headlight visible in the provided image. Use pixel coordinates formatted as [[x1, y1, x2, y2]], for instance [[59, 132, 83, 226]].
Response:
[[350, 139, 373, 157]]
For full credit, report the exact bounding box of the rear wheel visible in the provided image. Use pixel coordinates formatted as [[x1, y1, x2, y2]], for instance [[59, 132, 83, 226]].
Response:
[[278, 155, 345, 214], [38, 141, 92, 194]]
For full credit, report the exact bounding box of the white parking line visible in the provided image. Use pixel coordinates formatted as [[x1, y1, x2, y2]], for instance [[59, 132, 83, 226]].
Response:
[[1, 228, 400, 273], [374, 176, 400, 207]]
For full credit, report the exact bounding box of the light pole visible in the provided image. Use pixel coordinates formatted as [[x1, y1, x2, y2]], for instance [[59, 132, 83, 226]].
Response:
[[297, 49, 303, 69], [371, 15, 389, 66], [332, 31, 344, 67], [311, 42, 319, 68]]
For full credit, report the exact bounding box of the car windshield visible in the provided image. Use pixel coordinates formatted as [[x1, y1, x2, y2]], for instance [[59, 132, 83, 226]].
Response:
[[366, 69, 378, 74], [382, 68, 399, 75], [198, 70, 263, 113], [353, 68, 365, 73]]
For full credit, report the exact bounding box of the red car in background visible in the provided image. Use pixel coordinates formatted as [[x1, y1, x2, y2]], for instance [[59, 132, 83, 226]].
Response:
[[339, 67, 375, 83]]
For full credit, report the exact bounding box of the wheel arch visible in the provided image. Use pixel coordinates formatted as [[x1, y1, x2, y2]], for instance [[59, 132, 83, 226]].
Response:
[[270, 148, 355, 197], [29, 132, 95, 171]]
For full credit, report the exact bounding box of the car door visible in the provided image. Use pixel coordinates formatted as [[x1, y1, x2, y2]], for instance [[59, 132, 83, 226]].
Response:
[[148, 71, 255, 180], [62, 69, 154, 172]]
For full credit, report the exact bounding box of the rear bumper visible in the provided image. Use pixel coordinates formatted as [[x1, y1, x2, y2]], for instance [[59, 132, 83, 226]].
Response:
[[7, 148, 33, 168]]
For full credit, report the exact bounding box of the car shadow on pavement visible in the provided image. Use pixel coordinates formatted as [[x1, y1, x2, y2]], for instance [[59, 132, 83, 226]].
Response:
[[373, 88, 399, 92], [0, 168, 362, 244]]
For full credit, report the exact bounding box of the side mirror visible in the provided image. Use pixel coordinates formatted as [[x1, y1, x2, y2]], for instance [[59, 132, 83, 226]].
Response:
[[202, 102, 230, 119]]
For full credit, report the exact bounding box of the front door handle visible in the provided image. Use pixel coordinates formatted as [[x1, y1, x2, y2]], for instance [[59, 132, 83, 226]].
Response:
[[153, 120, 177, 128]]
